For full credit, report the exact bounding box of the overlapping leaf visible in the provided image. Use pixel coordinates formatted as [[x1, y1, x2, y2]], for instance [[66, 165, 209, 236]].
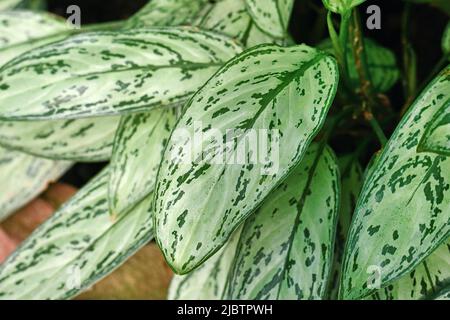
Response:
[[320, 38, 399, 93], [418, 98, 450, 156], [168, 227, 242, 300], [154, 44, 338, 274], [0, 117, 119, 161], [245, 0, 294, 38], [370, 239, 450, 300], [0, 27, 241, 120], [328, 155, 363, 299], [226, 143, 339, 299], [109, 107, 179, 216], [0, 10, 70, 67], [341, 66, 450, 300], [124, 0, 208, 29], [194, 0, 279, 48], [0, 168, 155, 299], [0, 148, 71, 221]]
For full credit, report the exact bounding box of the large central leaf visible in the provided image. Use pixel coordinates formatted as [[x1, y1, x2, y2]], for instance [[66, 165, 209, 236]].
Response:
[[341, 66, 450, 299], [154, 44, 338, 274], [0, 27, 241, 120]]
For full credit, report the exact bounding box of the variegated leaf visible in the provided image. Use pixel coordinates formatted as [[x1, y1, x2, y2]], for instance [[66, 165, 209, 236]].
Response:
[[194, 0, 282, 48], [0, 168, 155, 300], [370, 239, 450, 300], [320, 38, 399, 93], [154, 44, 338, 274], [322, 0, 367, 14], [328, 155, 363, 299], [0, 147, 71, 221], [226, 143, 340, 299], [0, 117, 119, 161], [109, 107, 179, 216], [0, 0, 22, 10], [0, 27, 242, 120], [0, 11, 122, 162], [418, 98, 450, 157], [124, 0, 208, 29], [168, 227, 242, 300], [0, 10, 70, 67], [341, 66, 450, 300], [245, 0, 294, 38]]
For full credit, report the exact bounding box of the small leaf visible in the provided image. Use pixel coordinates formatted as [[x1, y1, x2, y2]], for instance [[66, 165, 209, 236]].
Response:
[[320, 38, 399, 93], [443, 22, 450, 57], [168, 227, 242, 300], [418, 97, 450, 157], [194, 0, 280, 48], [154, 44, 339, 274], [370, 239, 450, 300], [0, 148, 71, 221], [341, 66, 450, 300], [109, 107, 179, 216], [0, 27, 242, 120], [245, 0, 294, 38], [226, 143, 340, 299], [0, 117, 119, 161], [124, 0, 208, 29], [0, 168, 155, 299], [322, 0, 367, 14], [0, 10, 70, 67], [328, 155, 363, 299]]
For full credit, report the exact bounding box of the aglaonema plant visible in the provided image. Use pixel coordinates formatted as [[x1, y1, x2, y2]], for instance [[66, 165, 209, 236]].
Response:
[[0, 0, 448, 300]]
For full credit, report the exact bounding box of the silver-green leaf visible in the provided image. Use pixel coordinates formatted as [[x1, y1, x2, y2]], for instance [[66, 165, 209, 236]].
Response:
[[418, 92, 450, 156], [0, 168, 155, 300], [0, 117, 119, 161], [322, 0, 367, 14], [0, 10, 70, 67], [245, 0, 294, 38], [124, 0, 208, 29], [341, 66, 450, 300], [155, 44, 338, 274], [168, 227, 242, 300], [0, 147, 71, 221], [328, 155, 363, 299], [109, 107, 179, 216], [370, 239, 450, 300], [226, 143, 340, 299], [194, 0, 279, 48], [0, 27, 242, 120]]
